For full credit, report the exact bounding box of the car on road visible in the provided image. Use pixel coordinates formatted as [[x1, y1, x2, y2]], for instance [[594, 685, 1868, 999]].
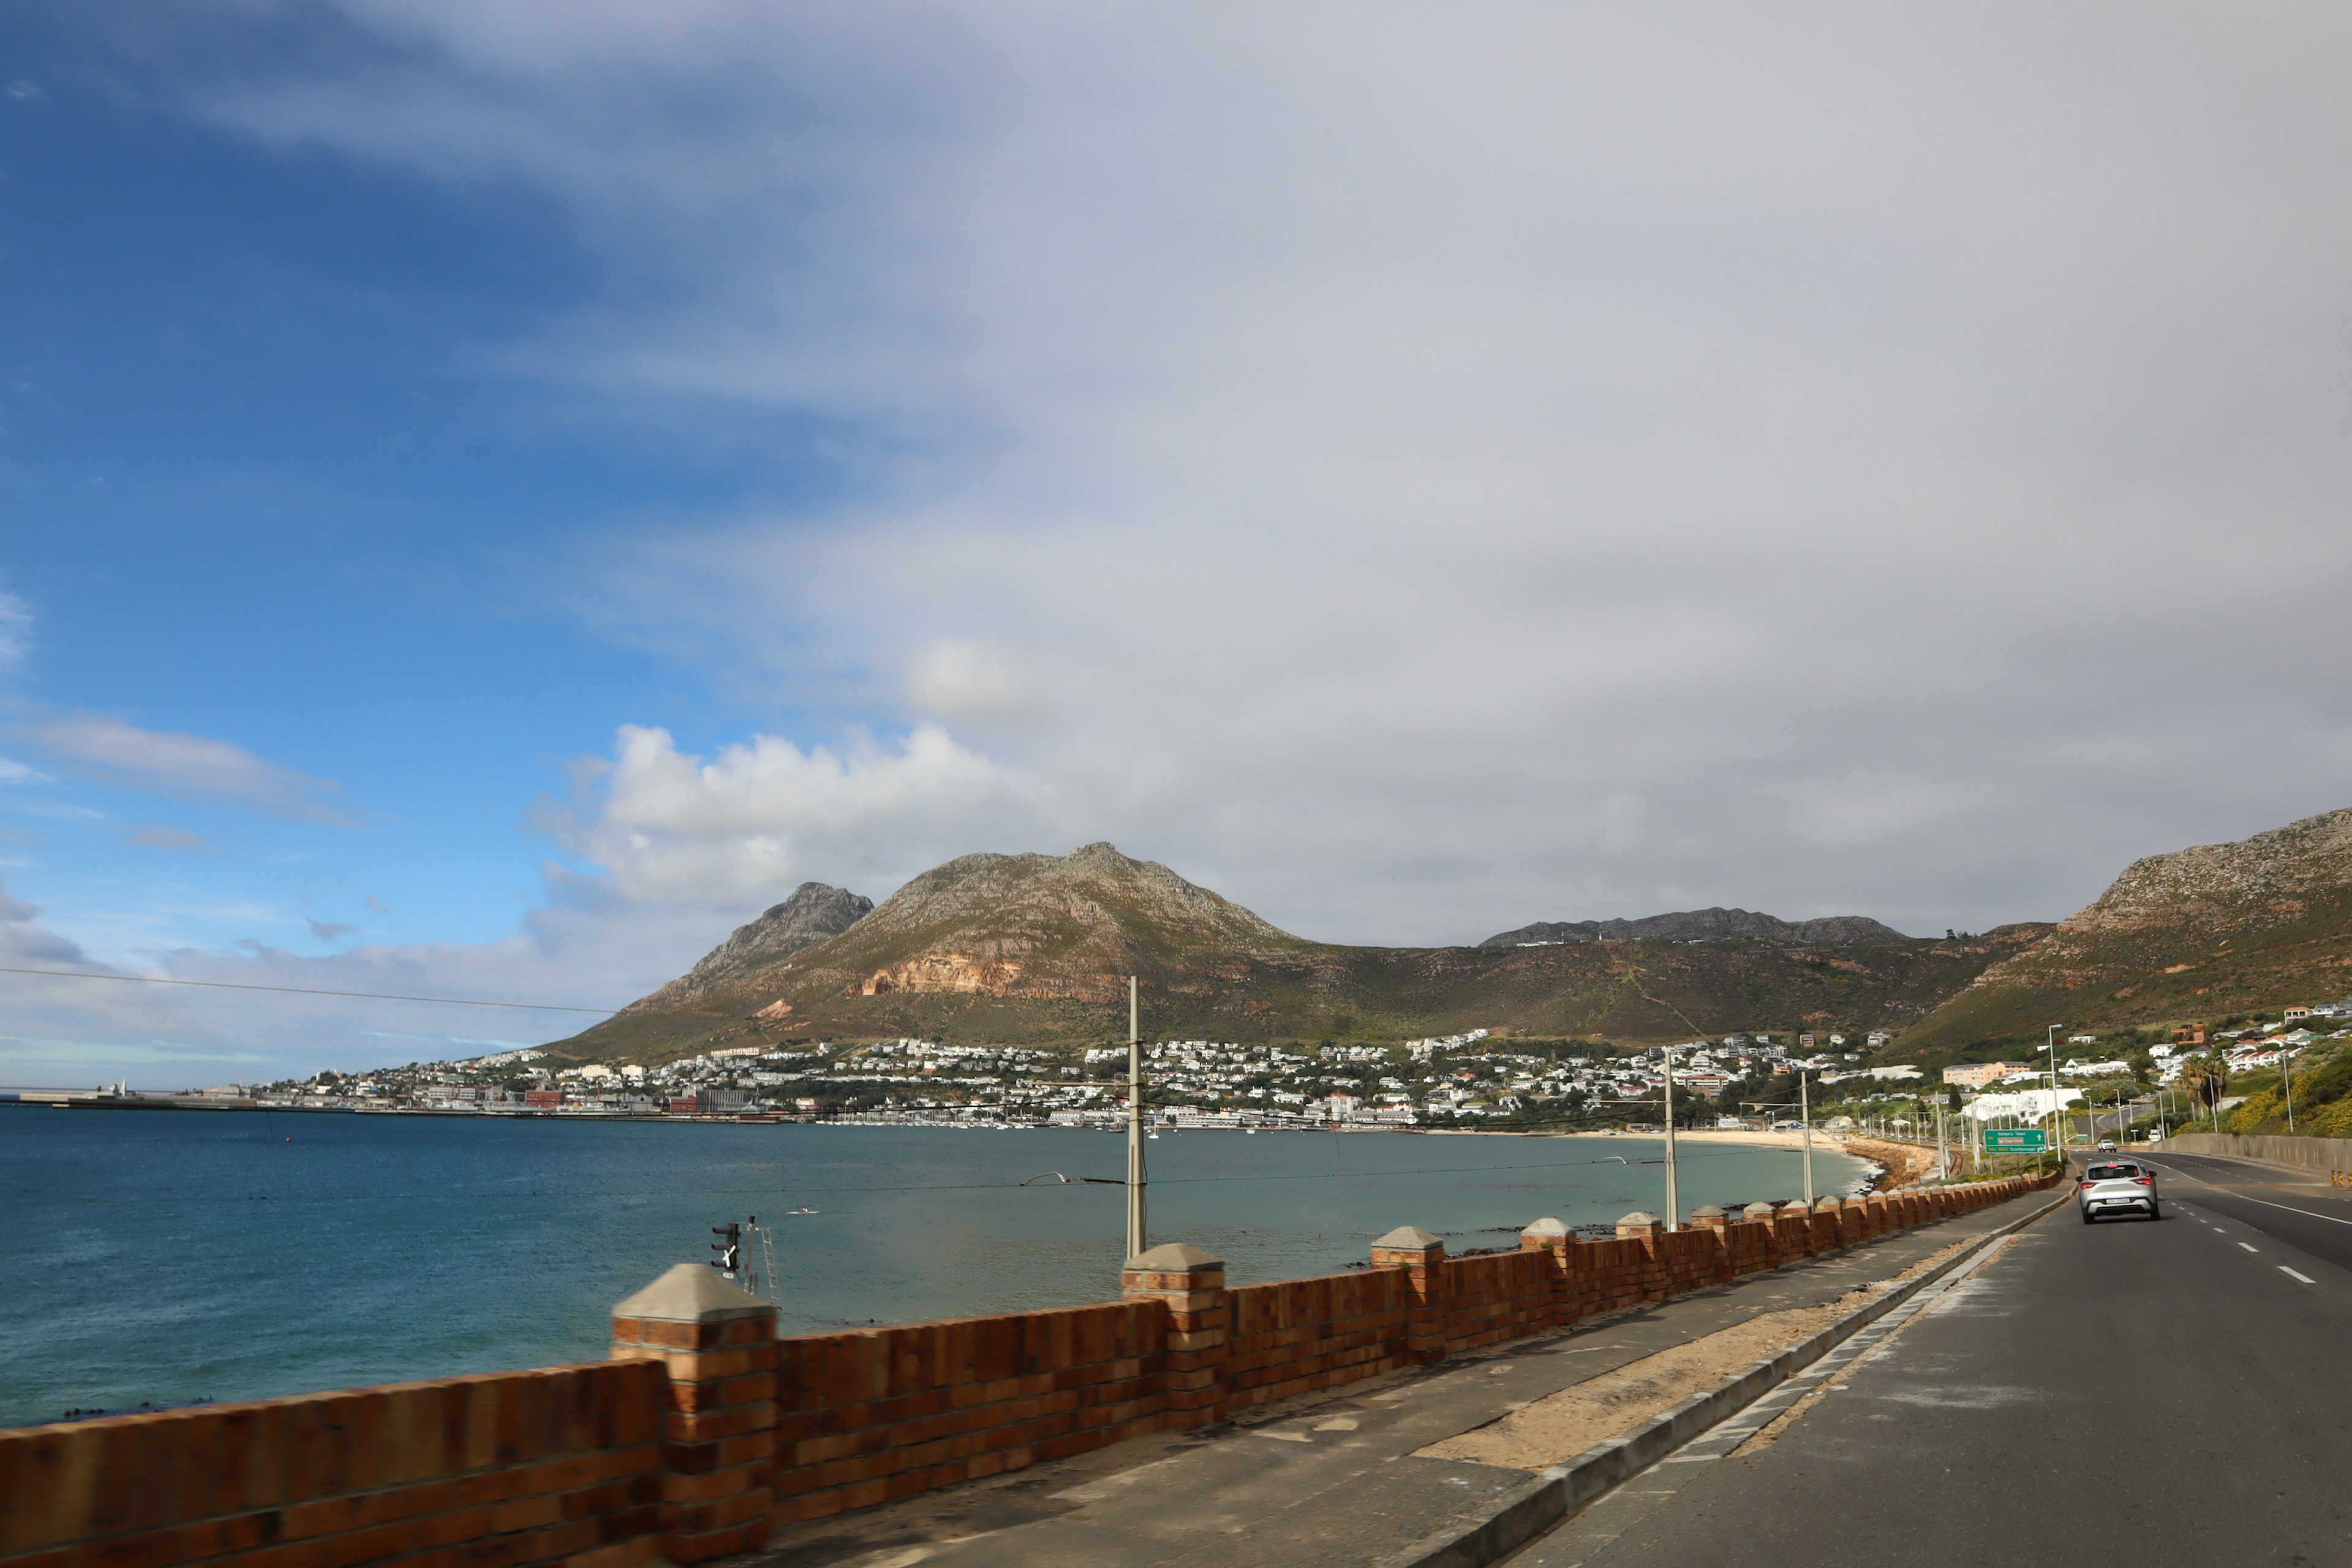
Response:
[[2080, 1160, 2161, 1222]]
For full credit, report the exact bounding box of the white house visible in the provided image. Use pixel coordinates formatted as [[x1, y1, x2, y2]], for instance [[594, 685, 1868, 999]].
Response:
[[1961, 1087, 2085, 1123]]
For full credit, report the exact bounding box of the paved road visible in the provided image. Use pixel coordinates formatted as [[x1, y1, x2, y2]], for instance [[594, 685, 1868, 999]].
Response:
[[2135, 1148, 2352, 1270], [1506, 1164, 2352, 1567]]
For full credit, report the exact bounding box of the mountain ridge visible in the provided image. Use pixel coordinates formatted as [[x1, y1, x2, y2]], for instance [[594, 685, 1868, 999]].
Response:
[[1898, 807, 2352, 1056], [551, 843, 2030, 1063], [1481, 908, 1912, 948]]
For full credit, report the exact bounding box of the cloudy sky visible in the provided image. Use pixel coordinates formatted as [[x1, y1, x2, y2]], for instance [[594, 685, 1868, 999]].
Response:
[[6, 1, 2352, 1086]]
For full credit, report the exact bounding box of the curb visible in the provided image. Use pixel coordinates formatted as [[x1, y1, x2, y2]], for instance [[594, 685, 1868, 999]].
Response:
[[1372, 1185, 2072, 1568]]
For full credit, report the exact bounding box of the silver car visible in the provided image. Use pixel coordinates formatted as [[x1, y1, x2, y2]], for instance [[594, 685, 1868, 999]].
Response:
[[2080, 1160, 2161, 1223]]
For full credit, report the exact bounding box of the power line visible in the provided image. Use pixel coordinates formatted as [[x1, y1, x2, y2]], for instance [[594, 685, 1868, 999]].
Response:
[[0, 966, 619, 1016]]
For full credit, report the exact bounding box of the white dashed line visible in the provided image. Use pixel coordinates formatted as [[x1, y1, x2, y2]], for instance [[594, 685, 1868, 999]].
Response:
[[2239, 1243, 2259, 1253], [2281, 1267, 2316, 1284]]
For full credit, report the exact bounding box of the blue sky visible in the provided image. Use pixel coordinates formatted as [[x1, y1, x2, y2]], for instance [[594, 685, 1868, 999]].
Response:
[[6, 2, 2352, 1087]]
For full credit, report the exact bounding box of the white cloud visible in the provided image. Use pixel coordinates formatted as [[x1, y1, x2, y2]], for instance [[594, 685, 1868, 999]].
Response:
[[543, 721, 1042, 906], [25, 715, 361, 827]]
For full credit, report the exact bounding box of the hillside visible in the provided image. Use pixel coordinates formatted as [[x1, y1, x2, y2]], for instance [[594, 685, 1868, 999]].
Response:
[[609, 882, 873, 1019], [1899, 807, 2352, 1058], [549, 843, 2037, 1063], [1482, 908, 1912, 948]]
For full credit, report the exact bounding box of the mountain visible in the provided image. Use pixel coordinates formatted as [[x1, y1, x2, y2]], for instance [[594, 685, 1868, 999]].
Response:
[[1481, 908, 1912, 948], [1899, 807, 2352, 1057], [550, 843, 2032, 1063], [612, 882, 874, 1017]]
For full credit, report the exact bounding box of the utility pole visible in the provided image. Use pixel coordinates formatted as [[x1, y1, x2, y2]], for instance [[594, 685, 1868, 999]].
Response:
[[2285, 1046, 2297, 1135], [1126, 976, 1147, 1261], [1800, 1070, 1815, 1205], [2046, 1027, 2064, 1170], [1661, 1044, 1680, 1232]]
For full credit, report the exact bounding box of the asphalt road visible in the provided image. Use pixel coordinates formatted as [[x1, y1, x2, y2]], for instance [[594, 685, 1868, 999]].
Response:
[[1505, 1161, 2352, 1567], [2135, 1148, 2352, 1269]]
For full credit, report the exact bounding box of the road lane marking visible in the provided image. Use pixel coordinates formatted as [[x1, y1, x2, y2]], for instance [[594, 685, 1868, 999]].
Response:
[[2239, 1243, 2259, 1253], [2222, 1194, 2352, 1227], [2282, 1267, 2316, 1284]]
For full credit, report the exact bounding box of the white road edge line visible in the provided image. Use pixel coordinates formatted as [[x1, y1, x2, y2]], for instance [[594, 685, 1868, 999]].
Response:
[[2281, 1267, 2316, 1284]]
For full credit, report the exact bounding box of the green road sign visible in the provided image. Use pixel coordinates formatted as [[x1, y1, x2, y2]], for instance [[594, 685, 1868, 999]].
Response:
[[1983, 1128, 2048, 1152]]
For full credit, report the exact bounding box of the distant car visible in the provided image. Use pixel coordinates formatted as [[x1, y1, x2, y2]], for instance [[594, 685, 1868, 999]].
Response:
[[2080, 1161, 2160, 1223], [1770, 1120, 1804, 1131], [2098, 1139, 2117, 1152]]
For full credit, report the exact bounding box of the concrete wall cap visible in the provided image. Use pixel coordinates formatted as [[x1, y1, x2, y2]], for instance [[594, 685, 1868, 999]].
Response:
[[1520, 1217, 1572, 1239], [1813, 1196, 1844, 1210], [613, 1263, 775, 1324], [1689, 1205, 1728, 1219], [1125, 1242, 1224, 1271], [1616, 1210, 1660, 1226], [1371, 1226, 1444, 1250]]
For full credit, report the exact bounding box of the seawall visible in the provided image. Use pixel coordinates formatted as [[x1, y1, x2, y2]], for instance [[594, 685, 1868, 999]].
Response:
[[0, 1174, 2057, 1568]]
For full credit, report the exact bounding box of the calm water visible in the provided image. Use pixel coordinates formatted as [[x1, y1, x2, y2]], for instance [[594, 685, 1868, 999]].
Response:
[[0, 1108, 1864, 1428]]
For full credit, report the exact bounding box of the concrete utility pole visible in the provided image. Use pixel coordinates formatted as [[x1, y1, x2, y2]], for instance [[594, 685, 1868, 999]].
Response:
[[1661, 1045, 1680, 1232], [1800, 1070, 1815, 1205], [2285, 1047, 2298, 1134], [1126, 976, 1147, 1262]]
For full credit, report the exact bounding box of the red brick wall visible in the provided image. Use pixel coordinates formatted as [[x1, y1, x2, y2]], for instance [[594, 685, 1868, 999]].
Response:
[[1226, 1270, 1408, 1411], [767, 1299, 1164, 1528], [0, 1361, 664, 1568], [1439, 1252, 1555, 1355]]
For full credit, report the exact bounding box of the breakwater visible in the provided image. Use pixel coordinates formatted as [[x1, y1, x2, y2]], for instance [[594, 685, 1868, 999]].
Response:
[[0, 1172, 2059, 1568]]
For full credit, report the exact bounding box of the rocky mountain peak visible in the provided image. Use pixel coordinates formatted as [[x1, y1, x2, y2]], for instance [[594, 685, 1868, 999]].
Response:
[[614, 881, 872, 1015]]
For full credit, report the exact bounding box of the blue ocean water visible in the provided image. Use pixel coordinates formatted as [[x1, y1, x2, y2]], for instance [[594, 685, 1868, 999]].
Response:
[[0, 1109, 1863, 1428]]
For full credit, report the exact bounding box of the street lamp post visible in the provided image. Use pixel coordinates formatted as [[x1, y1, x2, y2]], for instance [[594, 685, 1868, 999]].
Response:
[[1799, 1070, 1815, 1205], [2285, 1046, 2297, 1135], [2046, 1027, 2065, 1170], [1125, 976, 1147, 1261], [1660, 1044, 1681, 1232]]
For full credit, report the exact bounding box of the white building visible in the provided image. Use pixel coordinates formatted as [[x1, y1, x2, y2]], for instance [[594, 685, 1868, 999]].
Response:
[[1961, 1087, 2085, 1123]]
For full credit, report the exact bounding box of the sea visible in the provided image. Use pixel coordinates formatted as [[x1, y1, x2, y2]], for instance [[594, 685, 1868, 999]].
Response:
[[0, 1108, 1866, 1429]]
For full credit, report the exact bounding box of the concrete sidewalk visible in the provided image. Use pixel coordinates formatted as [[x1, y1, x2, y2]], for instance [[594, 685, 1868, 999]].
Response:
[[742, 1188, 2054, 1568]]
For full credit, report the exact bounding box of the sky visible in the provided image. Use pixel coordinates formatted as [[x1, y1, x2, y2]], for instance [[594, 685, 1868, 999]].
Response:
[[6, 1, 2352, 1088]]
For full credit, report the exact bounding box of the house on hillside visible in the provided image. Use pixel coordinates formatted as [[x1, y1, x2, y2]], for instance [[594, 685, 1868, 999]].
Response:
[[1943, 1061, 2026, 1088]]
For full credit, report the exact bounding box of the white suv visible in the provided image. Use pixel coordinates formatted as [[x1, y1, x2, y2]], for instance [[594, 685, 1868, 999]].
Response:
[[2079, 1161, 2161, 1223]]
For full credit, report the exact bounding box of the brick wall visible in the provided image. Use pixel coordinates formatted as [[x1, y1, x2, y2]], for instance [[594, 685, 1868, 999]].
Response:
[[1439, 1251, 1555, 1355], [1, 1174, 2056, 1568], [1225, 1270, 1407, 1411], [769, 1300, 1165, 1528], [0, 1360, 664, 1568]]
